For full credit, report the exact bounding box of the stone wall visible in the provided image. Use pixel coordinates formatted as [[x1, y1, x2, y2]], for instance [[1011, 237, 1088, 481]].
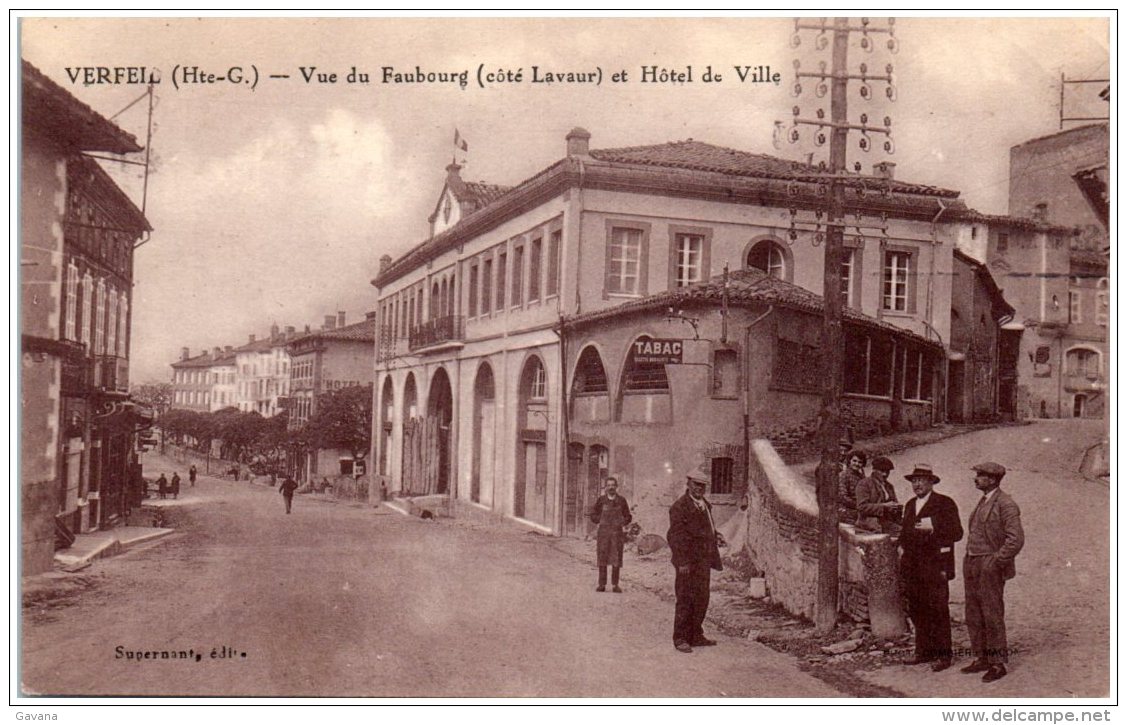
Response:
[[745, 439, 819, 620]]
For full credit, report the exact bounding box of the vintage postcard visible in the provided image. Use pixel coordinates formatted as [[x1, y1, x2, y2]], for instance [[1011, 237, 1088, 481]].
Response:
[[15, 14, 1113, 711]]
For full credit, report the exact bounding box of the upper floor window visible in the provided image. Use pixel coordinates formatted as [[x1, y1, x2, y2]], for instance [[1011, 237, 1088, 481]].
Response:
[[1097, 291, 1109, 327], [528, 357, 547, 400], [1069, 290, 1082, 323], [673, 233, 705, 287], [997, 232, 1009, 252], [605, 222, 650, 296], [547, 228, 561, 297], [81, 273, 94, 346], [841, 247, 860, 308], [746, 239, 787, 281], [496, 251, 507, 312], [65, 262, 79, 341], [1067, 348, 1099, 378], [512, 243, 524, 306], [882, 249, 915, 313], [529, 236, 542, 302], [572, 346, 609, 394], [468, 264, 479, 317], [482, 257, 493, 313]]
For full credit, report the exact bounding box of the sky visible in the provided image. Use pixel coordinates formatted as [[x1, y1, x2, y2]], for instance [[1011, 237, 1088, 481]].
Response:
[[17, 15, 1111, 384]]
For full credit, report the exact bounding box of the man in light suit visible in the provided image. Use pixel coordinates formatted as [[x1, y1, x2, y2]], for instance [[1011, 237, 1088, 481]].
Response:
[[899, 464, 963, 671], [961, 461, 1024, 683], [667, 473, 723, 653]]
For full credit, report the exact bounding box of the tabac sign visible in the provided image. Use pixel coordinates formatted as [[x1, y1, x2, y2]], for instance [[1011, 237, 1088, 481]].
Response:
[[631, 336, 684, 365]]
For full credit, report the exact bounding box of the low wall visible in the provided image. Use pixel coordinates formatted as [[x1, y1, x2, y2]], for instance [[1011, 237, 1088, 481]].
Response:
[[745, 439, 819, 620], [746, 439, 903, 634]]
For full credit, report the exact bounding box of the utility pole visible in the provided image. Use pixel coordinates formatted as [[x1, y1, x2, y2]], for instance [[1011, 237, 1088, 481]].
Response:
[[783, 17, 898, 635]]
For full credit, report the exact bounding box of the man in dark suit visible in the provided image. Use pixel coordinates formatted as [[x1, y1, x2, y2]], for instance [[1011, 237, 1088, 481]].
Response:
[[961, 461, 1024, 683], [667, 473, 723, 653], [589, 477, 632, 593], [899, 464, 963, 671]]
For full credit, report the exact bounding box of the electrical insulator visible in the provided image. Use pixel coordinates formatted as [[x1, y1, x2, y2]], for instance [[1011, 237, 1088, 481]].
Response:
[[886, 84, 897, 101], [887, 36, 899, 53], [789, 128, 801, 144], [793, 105, 801, 116], [816, 108, 826, 119], [854, 161, 862, 172], [883, 137, 895, 154], [792, 82, 803, 97], [883, 116, 892, 128], [860, 83, 872, 99], [860, 112, 869, 124], [813, 232, 824, 247], [790, 33, 802, 48], [815, 130, 827, 147], [860, 35, 872, 52], [816, 33, 829, 50], [816, 82, 828, 98], [859, 135, 871, 152]]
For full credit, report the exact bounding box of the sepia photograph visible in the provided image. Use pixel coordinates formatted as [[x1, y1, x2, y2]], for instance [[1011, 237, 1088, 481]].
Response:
[[13, 12, 1113, 709]]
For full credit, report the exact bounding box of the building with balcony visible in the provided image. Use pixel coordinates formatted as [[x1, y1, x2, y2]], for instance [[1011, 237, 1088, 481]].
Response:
[[371, 128, 1025, 535], [286, 312, 376, 481], [21, 61, 152, 570]]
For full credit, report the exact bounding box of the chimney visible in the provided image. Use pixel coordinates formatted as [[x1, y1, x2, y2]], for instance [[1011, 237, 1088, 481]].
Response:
[[225, 346, 232, 353], [248, 334, 256, 344], [180, 347, 189, 361], [566, 127, 591, 157], [271, 323, 280, 340], [213, 347, 222, 358], [324, 315, 336, 330], [1032, 202, 1048, 222], [304, 325, 311, 334], [379, 255, 393, 273], [285, 325, 295, 335], [873, 161, 896, 180], [200, 350, 208, 358], [365, 311, 377, 320], [337, 311, 346, 328]]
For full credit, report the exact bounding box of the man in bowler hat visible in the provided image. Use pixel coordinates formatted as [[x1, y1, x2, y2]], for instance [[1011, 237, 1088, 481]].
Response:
[[961, 462, 1024, 683], [667, 473, 723, 653], [899, 464, 963, 671]]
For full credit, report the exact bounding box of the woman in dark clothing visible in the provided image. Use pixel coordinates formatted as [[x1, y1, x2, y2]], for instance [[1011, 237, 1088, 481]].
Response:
[[589, 477, 632, 593]]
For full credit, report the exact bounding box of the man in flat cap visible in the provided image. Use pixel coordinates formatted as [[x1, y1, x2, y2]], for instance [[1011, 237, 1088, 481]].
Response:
[[961, 462, 1024, 683], [899, 464, 963, 671], [667, 472, 723, 653], [855, 456, 901, 535]]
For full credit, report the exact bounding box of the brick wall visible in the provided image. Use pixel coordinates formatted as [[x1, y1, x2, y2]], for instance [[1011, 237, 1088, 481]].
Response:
[[745, 439, 903, 635]]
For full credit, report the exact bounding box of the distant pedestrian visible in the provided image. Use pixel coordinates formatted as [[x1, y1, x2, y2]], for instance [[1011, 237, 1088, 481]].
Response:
[[589, 477, 631, 593], [899, 464, 963, 672], [156, 473, 169, 500], [667, 472, 722, 653], [280, 476, 299, 514], [170, 472, 181, 500], [961, 462, 1024, 684], [189, 464, 197, 487]]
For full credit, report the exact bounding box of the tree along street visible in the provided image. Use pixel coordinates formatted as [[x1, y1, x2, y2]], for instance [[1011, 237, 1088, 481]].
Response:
[[21, 454, 836, 698]]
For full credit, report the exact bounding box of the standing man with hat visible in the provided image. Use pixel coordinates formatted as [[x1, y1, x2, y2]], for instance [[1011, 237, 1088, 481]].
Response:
[[589, 477, 632, 593], [899, 463, 963, 671], [855, 456, 901, 534], [667, 472, 723, 653], [962, 462, 1024, 683]]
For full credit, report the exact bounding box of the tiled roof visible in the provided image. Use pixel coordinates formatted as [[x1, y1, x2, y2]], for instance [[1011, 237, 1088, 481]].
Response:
[[562, 268, 943, 351], [954, 208, 1074, 235], [1070, 249, 1110, 268], [171, 350, 235, 368], [22, 60, 142, 154], [288, 318, 376, 347], [589, 140, 957, 197], [318, 317, 376, 342], [460, 181, 512, 209]]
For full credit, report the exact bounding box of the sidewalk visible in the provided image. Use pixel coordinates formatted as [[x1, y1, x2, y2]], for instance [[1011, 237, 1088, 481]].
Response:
[[52, 525, 175, 572]]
